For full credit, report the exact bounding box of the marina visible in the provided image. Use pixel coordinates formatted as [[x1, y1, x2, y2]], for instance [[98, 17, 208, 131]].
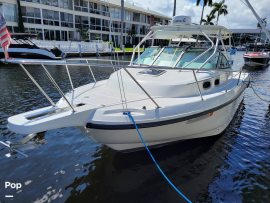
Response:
[[0, 52, 269, 202], [0, 0, 270, 202]]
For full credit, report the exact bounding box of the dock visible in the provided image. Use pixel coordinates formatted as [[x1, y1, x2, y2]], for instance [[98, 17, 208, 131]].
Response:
[[34, 39, 143, 58]]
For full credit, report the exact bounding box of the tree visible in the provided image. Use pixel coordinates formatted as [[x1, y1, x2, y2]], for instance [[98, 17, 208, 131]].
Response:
[[173, 0, 176, 16], [202, 14, 216, 25], [210, 0, 228, 25], [17, 0, 25, 33], [196, 0, 213, 25]]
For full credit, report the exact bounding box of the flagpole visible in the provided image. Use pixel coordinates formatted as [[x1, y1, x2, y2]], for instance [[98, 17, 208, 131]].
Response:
[[4, 47, 9, 59]]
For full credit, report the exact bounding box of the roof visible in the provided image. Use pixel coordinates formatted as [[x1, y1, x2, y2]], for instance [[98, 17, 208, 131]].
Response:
[[230, 28, 265, 34], [99, 0, 170, 19], [172, 38, 203, 42], [151, 24, 232, 39]]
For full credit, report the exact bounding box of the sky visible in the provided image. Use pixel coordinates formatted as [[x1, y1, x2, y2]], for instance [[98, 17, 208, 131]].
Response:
[[129, 0, 270, 29]]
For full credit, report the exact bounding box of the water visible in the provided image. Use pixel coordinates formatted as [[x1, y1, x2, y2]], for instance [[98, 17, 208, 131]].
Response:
[[0, 53, 269, 203]]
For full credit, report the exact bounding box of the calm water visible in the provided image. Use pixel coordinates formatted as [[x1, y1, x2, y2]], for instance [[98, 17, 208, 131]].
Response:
[[0, 53, 269, 203]]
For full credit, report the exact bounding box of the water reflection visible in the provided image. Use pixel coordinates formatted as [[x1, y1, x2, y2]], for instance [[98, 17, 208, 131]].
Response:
[[64, 104, 246, 203]]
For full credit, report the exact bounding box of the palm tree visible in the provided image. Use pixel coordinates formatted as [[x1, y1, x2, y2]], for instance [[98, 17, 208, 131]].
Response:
[[17, 0, 25, 33], [196, 0, 213, 25], [173, 0, 176, 16], [202, 14, 216, 25], [210, 0, 228, 25]]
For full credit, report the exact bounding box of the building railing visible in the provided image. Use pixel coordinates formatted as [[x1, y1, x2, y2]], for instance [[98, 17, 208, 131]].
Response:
[[32, 39, 112, 54]]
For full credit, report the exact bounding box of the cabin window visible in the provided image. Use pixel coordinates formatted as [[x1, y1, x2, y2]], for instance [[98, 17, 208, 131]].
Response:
[[203, 81, 211, 89], [215, 78, 220, 85], [134, 47, 161, 65], [176, 49, 219, 69], [153, 47, 183, 67]]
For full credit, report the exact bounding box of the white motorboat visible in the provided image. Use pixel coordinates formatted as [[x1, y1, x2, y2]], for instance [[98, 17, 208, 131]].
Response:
[[5, 21, 249, 151]]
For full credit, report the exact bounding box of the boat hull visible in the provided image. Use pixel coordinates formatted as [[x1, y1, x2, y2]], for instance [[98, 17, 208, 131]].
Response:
[[0, 48, 63, 60], [244, 56, 269, 67], [85, 89, 245, 151]]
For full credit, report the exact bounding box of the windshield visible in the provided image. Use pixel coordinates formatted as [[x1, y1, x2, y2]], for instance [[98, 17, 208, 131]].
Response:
[[134, 47, 161, 65], [176, 49, 219, 69], [153, 47, 183, 67], [134, 47, 222, 70]]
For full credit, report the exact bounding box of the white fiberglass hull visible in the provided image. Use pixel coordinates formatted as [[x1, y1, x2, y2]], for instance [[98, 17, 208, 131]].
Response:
[[85, 89, 245, 151]]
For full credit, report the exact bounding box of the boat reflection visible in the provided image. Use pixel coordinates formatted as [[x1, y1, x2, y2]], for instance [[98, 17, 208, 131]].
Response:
[[64, 104, 245, 203]]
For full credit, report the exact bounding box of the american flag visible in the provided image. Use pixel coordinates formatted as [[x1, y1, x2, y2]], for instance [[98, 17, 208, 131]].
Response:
[[0, 13, 11, 59]]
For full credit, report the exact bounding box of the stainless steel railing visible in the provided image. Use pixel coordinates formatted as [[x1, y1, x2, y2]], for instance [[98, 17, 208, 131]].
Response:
[[5, 58, 245, 112]]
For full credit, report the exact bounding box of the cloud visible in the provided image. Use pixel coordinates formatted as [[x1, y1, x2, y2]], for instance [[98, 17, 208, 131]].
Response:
[[130, 0, 270, 29]]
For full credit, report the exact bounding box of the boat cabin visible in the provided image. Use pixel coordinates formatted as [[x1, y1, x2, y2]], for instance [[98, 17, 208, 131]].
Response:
[[130, 24, 233, 71], [102, 24, 233, 98]]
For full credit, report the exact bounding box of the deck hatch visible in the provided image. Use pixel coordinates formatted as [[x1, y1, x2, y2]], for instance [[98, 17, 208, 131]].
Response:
[[138, 69, 166, 76]]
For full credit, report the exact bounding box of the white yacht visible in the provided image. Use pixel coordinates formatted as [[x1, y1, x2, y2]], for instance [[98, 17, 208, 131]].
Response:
[[5, 18, 249, 151]]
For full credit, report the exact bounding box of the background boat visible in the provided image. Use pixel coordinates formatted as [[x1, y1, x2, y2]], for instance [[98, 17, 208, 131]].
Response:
[[0, 33, 66, 60]]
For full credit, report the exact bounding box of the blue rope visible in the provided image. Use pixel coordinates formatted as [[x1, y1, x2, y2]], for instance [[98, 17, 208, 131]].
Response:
[[125, 112, 192, 203]]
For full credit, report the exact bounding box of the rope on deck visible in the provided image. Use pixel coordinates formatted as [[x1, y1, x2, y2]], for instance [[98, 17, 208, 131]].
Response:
[[125, 111, 192, 203]]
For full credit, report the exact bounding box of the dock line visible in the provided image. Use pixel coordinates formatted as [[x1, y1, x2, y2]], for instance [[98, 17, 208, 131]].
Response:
[[125, 112, 192, 203]]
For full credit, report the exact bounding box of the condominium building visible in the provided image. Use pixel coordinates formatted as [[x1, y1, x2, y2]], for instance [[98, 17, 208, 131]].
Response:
[[0, 0, 170, 45]]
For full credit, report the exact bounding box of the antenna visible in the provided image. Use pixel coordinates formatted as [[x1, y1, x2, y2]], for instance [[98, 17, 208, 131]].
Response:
[[242, 0, 270, 41]]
